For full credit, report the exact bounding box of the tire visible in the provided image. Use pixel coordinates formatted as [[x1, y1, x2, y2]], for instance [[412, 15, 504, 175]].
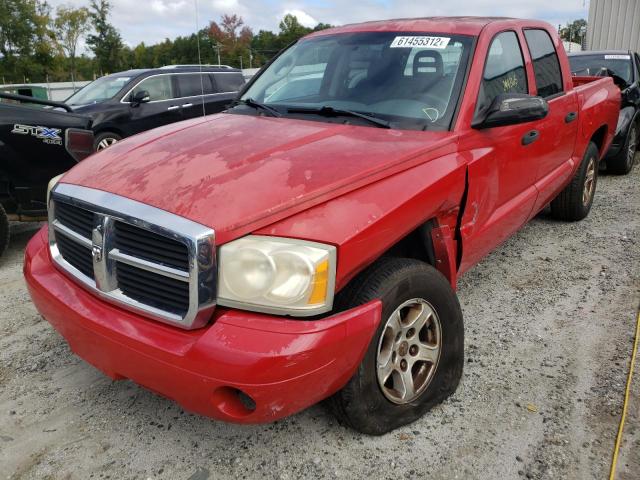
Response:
[[328, 258, 464, 435], [550, 141, 599, 222], [607, 122, 638, 175], [0, 204, 9, 259], [94, 132, 122, 151]]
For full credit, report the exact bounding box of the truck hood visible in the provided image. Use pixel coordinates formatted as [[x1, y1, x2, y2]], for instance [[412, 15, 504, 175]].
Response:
[[62, 113, 458, 244]]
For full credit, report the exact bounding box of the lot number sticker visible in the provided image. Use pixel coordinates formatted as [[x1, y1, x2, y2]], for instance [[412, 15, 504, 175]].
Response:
[[390, 36, 451, 49], [605, 54, 631, 60]]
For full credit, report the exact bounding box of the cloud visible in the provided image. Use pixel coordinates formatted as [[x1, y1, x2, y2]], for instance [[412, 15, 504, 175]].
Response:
[[46, 0, 589, 48], [213, 0, 240, 10], [150, 0, 188, 14], [282, 9, 318, 28]]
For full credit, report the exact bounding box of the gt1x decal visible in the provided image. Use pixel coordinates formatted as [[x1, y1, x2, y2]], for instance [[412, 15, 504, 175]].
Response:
[[12, 124, 63, 145]]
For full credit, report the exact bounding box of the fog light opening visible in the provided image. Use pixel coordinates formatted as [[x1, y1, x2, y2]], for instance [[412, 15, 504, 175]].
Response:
[[212, 386, 257, 418], [236, 389, 257, 412]]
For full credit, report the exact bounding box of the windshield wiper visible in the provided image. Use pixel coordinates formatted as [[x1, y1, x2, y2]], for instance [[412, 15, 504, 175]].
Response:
[[287, 105, 391, 129], [230, 98, 281, 117]]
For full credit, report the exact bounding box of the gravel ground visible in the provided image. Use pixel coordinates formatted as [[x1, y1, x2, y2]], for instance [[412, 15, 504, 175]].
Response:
[[0, 164, 639, 480]]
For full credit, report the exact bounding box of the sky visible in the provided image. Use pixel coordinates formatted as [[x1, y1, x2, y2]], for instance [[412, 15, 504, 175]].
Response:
[[46, 0, 590, 48]]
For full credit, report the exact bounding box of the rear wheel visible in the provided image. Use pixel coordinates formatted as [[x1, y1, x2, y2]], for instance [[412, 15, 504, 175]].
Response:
[[95, 132, 122, 151], [607, 122, 637, 175], [550, 141, 599, 222], [328, 258, 464, 435], [0, 204, 9, 259]]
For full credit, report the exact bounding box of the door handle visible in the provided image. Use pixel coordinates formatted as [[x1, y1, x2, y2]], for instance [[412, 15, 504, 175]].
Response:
[[167, 105, 180, 111], [565, 111, 577, 123], [182, 103, 194, 108], [522, 130, 540, 146]]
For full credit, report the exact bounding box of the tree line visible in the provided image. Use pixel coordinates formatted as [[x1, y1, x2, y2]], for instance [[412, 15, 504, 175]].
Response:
[[0, 0, 331, 84]]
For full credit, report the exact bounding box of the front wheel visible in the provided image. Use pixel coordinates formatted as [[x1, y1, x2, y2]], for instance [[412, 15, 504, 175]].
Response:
[[550, 141, 599, 222], [94, 132, 122, 151], [328, 258, 464, 435], [607, 122, 637, 175], [0, 204, 9, 259]]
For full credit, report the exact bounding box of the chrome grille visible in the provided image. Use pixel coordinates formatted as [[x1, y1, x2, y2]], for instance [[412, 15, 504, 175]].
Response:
[[54, 202, 94, 239], [117, 262, 190, 315], [56, 233, 94, 279], [48, 184, 216, 330], [114, 221, 189, 270]]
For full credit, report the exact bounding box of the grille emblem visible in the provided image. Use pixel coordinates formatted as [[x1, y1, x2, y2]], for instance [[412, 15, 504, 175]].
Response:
[[91, 245, 103, 262]]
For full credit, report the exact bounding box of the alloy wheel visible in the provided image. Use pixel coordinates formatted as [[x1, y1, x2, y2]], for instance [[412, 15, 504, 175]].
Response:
[[97, 137, 119, 151], [583, 156, 596, 207], [376, 298, 442, 404], [627, 126, 637, 168]]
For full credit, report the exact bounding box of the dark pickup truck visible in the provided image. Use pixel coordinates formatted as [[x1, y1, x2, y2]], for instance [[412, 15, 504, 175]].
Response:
[[0, 93, 94, 257], [569, 50, 640, 174]]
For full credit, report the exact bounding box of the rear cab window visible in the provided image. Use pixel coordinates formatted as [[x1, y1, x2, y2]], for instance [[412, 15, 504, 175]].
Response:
[[568, 53, 634, 84], [524, 29, 564, 98], [476, 31, 528, 116]]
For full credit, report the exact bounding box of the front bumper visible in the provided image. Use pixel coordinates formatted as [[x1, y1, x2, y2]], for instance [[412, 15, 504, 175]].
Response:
[[24, 227, 382, 423]]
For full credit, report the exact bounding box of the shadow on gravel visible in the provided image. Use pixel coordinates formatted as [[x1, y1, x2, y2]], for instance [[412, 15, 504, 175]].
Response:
[[2, 222, 43, 263]]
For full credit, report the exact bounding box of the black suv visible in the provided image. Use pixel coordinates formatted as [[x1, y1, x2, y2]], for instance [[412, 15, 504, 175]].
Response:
[[569, 50, 640, 174], [65, 65, 245, 150]]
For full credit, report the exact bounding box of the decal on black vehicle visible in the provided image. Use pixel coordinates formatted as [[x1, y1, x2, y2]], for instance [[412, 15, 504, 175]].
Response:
[[11, 124, 63, 145]]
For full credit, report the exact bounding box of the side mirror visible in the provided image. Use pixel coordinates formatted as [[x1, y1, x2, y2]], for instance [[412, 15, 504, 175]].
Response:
[[130, 90, 150, 106], [473, 93, 549, 129]]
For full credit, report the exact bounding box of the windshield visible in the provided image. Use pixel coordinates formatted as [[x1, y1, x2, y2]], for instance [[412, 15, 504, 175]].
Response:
[[237, 32, 474, 130], [569, 54, 633, 84], [66, 75, 132, 106]]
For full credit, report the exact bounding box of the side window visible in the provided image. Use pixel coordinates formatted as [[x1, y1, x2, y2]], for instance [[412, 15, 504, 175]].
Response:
[[214, 73, 245, 93], [524, 29, 564, 98], [177, 74, 213, 98], [635, 54, 640, 82], [131, 75, 174, 102], [477, 31, 528, 113]]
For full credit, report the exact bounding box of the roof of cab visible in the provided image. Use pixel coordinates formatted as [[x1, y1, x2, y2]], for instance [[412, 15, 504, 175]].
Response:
[[305, 16, 542, 38]]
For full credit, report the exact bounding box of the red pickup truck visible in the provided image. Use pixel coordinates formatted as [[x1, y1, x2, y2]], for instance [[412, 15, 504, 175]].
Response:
[[24, 17, 619, 434]]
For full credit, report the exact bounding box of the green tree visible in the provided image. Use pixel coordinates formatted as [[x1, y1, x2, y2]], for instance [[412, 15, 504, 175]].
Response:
[[560, 19, 587, 46], [86, 0, 123, 74], [0, 0, 38, 59], [251, 15, 331, 67], [54, 5, 91, 81], [0, 0, 58, 82], [278, 14, 311, 45]]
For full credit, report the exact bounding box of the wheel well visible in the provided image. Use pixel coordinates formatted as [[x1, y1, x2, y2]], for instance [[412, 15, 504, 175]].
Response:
[[381, 219, 437, 267], [590, 125, 608, 157], [95, 129, 124, 139]]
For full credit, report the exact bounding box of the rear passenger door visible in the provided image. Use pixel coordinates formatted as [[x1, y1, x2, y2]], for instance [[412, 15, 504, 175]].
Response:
[[175, 73, 212, 121], [208, 72, 245, 113], [523, 28, 580, 209]]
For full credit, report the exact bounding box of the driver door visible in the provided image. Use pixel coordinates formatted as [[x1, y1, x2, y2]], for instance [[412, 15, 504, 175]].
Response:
[[459, 30, 541, 272]]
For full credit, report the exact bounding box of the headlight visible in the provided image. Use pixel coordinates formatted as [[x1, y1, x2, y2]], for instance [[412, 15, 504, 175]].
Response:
[[217, 236, 337, 316], [47, 174, 64, 206]]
